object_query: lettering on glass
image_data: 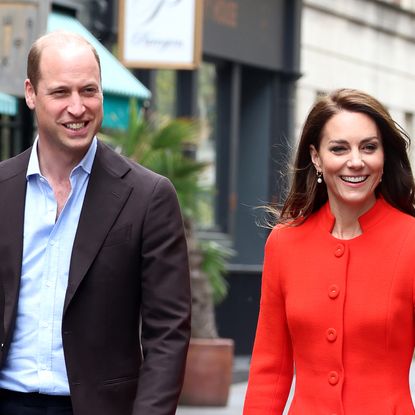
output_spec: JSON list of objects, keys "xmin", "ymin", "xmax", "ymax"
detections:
[{"xmin": 204, "ymin": 0, "xmax": 239, "ymax": 28}]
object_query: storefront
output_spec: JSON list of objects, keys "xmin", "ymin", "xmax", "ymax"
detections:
[
  {"xmin": 152, "ymin": 0, "xmax": 303, "ymax": 354},
  {"xmin": 131, "ymin": 0, "xmax": 302, "ymax": 354}
]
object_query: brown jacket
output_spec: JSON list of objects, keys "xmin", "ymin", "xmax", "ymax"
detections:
[{"xmin": 0, "ymin": 140, "xmax": 191, "ymax": 415}]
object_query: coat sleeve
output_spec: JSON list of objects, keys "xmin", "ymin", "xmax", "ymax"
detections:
[
  {"xmin": 133, "ymin": 176, "xmax": 191, "ymax": 415},
  {"xmin": 243, "ymin": 228, "xmax": 294, "ymax": 415}
]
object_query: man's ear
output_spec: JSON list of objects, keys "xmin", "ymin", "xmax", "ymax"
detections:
[
  {"xmin": 24, "ymin": 79, "xmax": 36, "ymax": 110},
  {"xmin": 309, "ymin": 144, "xmax": 321, "ymax": 170}
]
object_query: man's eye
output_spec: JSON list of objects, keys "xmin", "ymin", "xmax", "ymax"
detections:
[
  {"xmin": 52, "ymin": 90, "xmax": 67, "ymax": 96},
  {"xmin": 83, "ymin": 87, "xmax": 98, "ymax": 95}
]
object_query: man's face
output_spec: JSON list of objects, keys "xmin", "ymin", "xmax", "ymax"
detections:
[{"xmin": 25, "ymin": 42, "xmax": 103, "ymax": 160}]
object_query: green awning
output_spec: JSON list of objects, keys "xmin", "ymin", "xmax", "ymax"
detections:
[
  {"xmin": 47, "ymin": 12, "xmax": 151, "ymax": 129},
  {"xmin": 0, "ymin": 92, "xmax": 17, "ymax": 116}
]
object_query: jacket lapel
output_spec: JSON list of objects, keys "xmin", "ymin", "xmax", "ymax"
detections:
[
  {"xmin": 64, "ymin": 141, "xmax": 133, "ymax": 313},
  {"xmin": 0, "ymin": 149, "xmax": 30, "ymax": 336}
]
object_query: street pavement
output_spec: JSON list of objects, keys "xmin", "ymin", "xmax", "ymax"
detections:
[
  {"xmin": 176, "ymin": 382, "xmax": 247, "ymax": 415},
  {"xmin": 176, "ymin": 358, "xmax": 415, "ymax": 415}
]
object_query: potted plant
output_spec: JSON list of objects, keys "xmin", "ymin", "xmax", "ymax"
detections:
[{"xmin": 104, "ymin": 104, "xmax": 235, "ymax": 406}]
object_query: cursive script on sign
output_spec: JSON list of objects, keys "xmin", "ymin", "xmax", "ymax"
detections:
[
  {"xmin": 130, "ymin": 32, "xmax": 183, "ymax": 50},
  {"xmin": 133, "ymin": 0, "xmax": 183, "ymax": 25}
]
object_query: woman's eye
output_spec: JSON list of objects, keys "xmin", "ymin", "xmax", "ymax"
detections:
[
  {"xmin": 363, "ymin": 143, "xmax": 377, "ymax": 152},
  {"xmin": 330, "ymin": 146, "xmax": 347, "ymax": 154}
]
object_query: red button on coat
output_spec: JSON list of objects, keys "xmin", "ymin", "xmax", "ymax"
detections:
[
  {"xmin": 328, "ymin": 285, "xmax": 340, "ymax": 299},
  {"xmin": 328, "ymin": 371, "xmax": 339, "ymax": 385},
  {"xmin": 334, "ymin": 244, "xmax": 345, "ymax": 257},
  {"xmin": 327, "ymin": 328, "xmax": 337, "ymax": 342}
]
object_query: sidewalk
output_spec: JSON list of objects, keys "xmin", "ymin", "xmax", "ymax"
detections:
[{"xmin": 176, "ymin": 382, "xmax": 247, "ymax": 415}]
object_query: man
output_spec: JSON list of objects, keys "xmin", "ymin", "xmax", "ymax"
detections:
[{"xmin": 0, "ymin": 31, "xmax": 191, "ymax": 415}]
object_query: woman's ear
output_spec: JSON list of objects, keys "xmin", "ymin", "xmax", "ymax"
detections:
[{"xmin": 309, "ymin": 144, "xmax": 321, "ymax": 170}]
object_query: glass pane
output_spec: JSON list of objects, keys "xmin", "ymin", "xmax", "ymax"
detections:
[
  {"xmin": 155, "ymin": 70, "xmax": 176, "ymax": 119},
  {"xmin": 196, "ymin": 62, "xmax": 217, "ymax": 229},
  {"xmin": 0, "ymin": 115, "xmax": 11, "ymax": 160}
]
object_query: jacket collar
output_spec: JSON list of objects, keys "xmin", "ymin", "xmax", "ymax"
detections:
[{"xmin": 63, "ymin": 140, "xmax": 133, "ymax": 312}]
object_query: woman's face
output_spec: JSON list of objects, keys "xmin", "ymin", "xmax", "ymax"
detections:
[{"xmin": 310, "ymin": 110, "xmax": 384, "ymax": 214}]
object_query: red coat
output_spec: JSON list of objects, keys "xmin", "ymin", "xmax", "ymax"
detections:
[{"xmin": 243, "ymin": 198, "xmax": 415, "ymax": 414}]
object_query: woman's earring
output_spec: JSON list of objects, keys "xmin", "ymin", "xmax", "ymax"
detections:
[{"xmin": 317, "ymin": 171, "xmax": 323, "ymax": 184}]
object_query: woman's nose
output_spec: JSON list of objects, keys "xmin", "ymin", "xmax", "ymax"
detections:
[{"xmin": 347, "ymin": 150, "xmax": 364, "ymax": 168}]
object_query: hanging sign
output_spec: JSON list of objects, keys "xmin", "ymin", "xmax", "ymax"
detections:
[{"xmin": 118, "ymin": 0, "xmax": 203, "ymax": 70}]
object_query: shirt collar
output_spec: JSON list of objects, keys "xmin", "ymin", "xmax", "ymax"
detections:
[{"xmin": 26, "ymin": 136, "xmax": 98, "ymax": 179}]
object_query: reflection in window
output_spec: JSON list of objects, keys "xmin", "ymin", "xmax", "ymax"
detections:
[
  {"xmin": 155, "ymin": 70, "xmax": 176, "ymax": 119},
  {"xmin": 0, "ymin": 115, "xmax": 12, "ymax": 160},
  {"xmin": 197, "ymin": 62, "xmax": 217, "ymax": 230}
]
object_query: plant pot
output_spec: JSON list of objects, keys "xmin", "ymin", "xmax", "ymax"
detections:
[{"xmin": 179, "ymin": 337, "xmax": 235, "ymax": 406}]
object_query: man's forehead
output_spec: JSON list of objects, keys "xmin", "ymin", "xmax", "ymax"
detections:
[
  {"xmin": 39, "ymin": 44, "xmax": 99, "ymax": 74},
  {"xmin": 41, "ymin": 41, "xmax": 93, "ymax": 59}
]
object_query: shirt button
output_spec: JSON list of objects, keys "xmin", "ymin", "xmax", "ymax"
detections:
[
  {"xmin": 328, "ymin": 371, "xmax": 339, "ymax": 385},
  {"xmin": 328, "ymin": 285, "xmax": 340, "ymax": 299},
  {"xmin": 334, "ymin": 244, "xmax": 345, "ymax": 257},
  {"xmin": 326, "ymin": 328, "xmax": 337, "ymax": 342}
]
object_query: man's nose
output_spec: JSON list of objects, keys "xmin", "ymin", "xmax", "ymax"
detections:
[{"xmin": 67, "ymin": 94, "xmax": 85, "ymax": 116}]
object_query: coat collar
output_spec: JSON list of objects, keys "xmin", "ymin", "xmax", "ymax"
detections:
[
  {"xmin": 318, "ymin": 197, "xmax": 391, "ymax": 235},
  {"xmin": 63, "ymin": 140, "xmax": 133, "ymax": 312}
]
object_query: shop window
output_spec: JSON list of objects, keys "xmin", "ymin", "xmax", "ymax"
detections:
[
  {"xmin": 153, "ymin": 64, "xmax": 219, "ymax": 231},
  {"xmin": 196, "ymin": 62, "xmax": 217, "ymax": 230},
  {"xmin": 0, "ymin": 115, "xmax": 12, "ymax": 160},
  {"xmin": 155, "ymin": 70, "xmax": 177, "ymax": 119}
]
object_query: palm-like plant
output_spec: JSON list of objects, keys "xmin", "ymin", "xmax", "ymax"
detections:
[{"xmin": 104, "ymin": 103, "xmax": 232, "ymax": 338}]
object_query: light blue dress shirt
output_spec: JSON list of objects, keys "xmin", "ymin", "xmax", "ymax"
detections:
[{"xmin": 0, "ymin": 137, "xmax": 97, "ymax": 395}]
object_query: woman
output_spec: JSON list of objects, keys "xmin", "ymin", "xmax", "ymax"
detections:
[{"xmin": 243, "ymin": 88, "xmax": 415, "ymax": 414}]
